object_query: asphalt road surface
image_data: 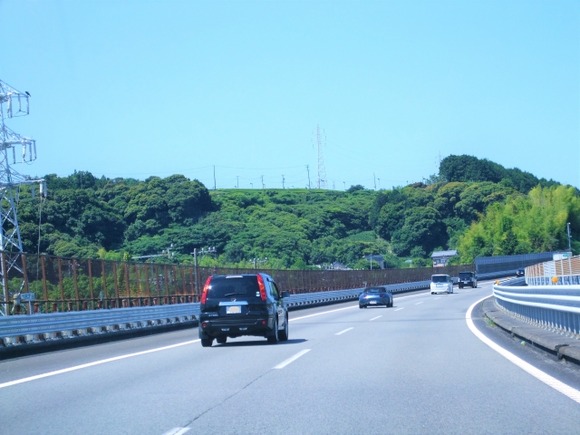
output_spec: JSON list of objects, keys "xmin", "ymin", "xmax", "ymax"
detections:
[{"xmin": 1, "ymin": 281, "xmax": 579, "ymax": 434}]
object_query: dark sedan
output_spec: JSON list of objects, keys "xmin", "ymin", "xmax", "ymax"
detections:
[{"xmin": 359, "ymin": 286, "xmax": 393, "ymax": 308}]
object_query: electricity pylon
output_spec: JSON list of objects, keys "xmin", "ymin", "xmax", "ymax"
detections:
[{"xmin": 0, "ymin": 80, "xmax": 44, "ymax": 315}]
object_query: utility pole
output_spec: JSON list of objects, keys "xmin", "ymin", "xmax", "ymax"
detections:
[
  {"xmin": 567, "ymin": 222, "xmax": 572, "ymax": 252},
  {"xmin": 191, "ymin": 247, "xmax": 216, "ymax": 294},
  {"xmin": 315, "ymin": 124, "xmax": 327, "ymax": 189}
]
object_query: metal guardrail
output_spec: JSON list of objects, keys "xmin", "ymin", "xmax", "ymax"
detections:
[
  {"xmin": 16, "ymin": 274, "xmax": 570, "ymax": 351},
  {"xmin": 284, "ymin": 281, "xmax": 431, "ymax": 309},
  {"xmin": 493, "ymin": 278, "xmax": 580, "ymax": 338},
  {"xmin": 0, "ymin": 304, "xmax": 198, "ymax": 346},
  {"xmin": 13, "ymin": 271, "xmax": 571, "ymax": 352},
  {"xmin": 0, "ymin": 280, "xmax": 432, "ymax": 349}
]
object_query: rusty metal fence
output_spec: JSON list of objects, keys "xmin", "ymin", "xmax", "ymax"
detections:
[{"xmin": 1, "ymin": 252, "xmax": 465, "ymax": 315}]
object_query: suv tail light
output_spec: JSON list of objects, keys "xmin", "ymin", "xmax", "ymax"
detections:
[
  {"xmin": 256, "ymin": 274, "xmax": 267, "ymax": 301},
  {"xmin": 200, "ymin": 276, "xmax": 212, "ymax": 304}
]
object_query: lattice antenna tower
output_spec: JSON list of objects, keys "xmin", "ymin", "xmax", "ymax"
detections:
[
  {"xmin": 0, "ymin": 80, "xmax": 44, "ymax": 314},
  {"xmin": 315, "ymin": 124, "xmax": 327, "ymax": 189}
]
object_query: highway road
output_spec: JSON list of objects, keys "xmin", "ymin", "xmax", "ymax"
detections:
[{"xmin": 1, "ymin": 281, "xmax": 579, "ymax": 434}]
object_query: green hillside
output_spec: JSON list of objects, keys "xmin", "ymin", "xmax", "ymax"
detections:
[{"xmin": 15, "ymin": 155, "xmax": 579, "ymax": 269}]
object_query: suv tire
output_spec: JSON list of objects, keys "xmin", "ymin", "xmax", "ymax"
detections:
[
  {"xmin": 279, "ymin": 315, "xmax": 289, "ymax": 341},
  {"xmin": 267, "ymin": 318, "xmax": 279, "ymax": 344},
  {"xmin": 201, "ymin": 338, "xmax": 213, "ymax": 347}
]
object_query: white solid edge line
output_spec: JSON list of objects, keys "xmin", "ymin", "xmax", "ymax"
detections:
[
  {"xmin": 466, "ymin": 296, "xmax": 580, "ymax": 404},
  {"xmin": 0, "ymin": 340, "xmax": 198, "ymax": 389},
  {"xmin": 274, "ymin": 349, "xmax": 311, "ymax": 369}
]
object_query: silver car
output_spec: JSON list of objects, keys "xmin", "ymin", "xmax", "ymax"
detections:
[
  {"xmin": 430, "ymin": 274, "xmax": 454, "ymax": 294},
  {"xmin": 359, "ymin": 286, "xmax": 394, "ymax": 308}
]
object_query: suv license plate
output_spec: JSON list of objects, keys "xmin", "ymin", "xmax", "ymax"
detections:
[{"xmin": 226, "ymin": 305, "xmax": 241, "ymax": 314}]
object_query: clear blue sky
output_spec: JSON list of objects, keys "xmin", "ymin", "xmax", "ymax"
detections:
[{"xmin": 1, "ymin": 0, "xmax": 579, "ymax": 190}]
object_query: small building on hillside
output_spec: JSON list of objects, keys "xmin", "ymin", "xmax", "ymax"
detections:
[{"xmin": 431, "ymin": 250, "xmax": 458, "ymax": 267}]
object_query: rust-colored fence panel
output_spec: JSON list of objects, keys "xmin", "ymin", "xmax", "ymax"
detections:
[{"xmin": 2, "ymin": 252, "xmax": 465, "ymax": 315}]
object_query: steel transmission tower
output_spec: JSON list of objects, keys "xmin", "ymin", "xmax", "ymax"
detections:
[
  {"xmin": 315, "ymin": 124, "xmax": 327, "ymax": 189},
  {"xmin": 0, "ymin": 80, "xmax": 43, "ymax": 314}
]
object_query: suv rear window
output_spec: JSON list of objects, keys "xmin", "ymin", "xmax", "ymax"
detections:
[
  {"xmin": 207, "ymin": 275, "xmax": 262, "ymax": 301},
  {"xmin": 431, "ymin": 275, "xmax": 449, "ymax": 283}
]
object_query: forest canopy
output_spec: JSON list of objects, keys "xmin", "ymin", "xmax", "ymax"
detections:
[{"xmin": 15, "ymin": 155, "xmax": 578, "ymax": 269}]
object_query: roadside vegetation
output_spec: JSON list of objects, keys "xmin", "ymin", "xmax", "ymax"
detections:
[{"xmin": 16, "ymin": 155, "xmax": 579, "ymax": 270}]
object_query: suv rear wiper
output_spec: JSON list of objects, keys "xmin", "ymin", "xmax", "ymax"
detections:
[{"xmin": 223, "ymin": 292, "xmax": 248, "ymax": 297}]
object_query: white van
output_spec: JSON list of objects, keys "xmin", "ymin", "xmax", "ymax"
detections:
[{"xmin": 430, "ymin": 274, "xmax": 454, "ymax": 294}]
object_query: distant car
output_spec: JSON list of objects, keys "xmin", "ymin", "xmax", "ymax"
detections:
[
  {"xmin": 458, "ymin": 271, "xmax": 477, "ymax": 288},
  {"xmin": 430, "ymin": 274, "xmax": 454, "ymax": 294},
  {"xmin": 516, "ymin": 268, "xmax": 525, "ymax": 277},
  {"xmin": 198, "ymin": 273, "xmax": 289, "ymax": 347},
  {"xmin": 359, "ymin": 286, "xmax": 393, "ymax": 308}
]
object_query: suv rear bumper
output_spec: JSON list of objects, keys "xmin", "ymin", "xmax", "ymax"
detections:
[{"xmin": 199, "ymin": 317, "xmax": 273, "ymax": 338}]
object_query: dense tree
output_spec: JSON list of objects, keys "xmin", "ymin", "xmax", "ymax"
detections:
[
  {"xmin": 8, "ymin": 158, "xmax": 577, "ymax": 270},
  {"xmin": 454, "ymin": 182, "xmax": 516, "ymax": 222},
  {"xmin": 438, "ymin": 154, "xmax": 561, "ymax": 195},
  {"xmin": 457, "ymin": 185, "xmax": 580, "ymax": 263},
  {"xmin": 440, "ymin": 155, "xmax": 506, "ymax": 184},
  {"xmin": 391, "ymin": 206, "xmax": 446, "ymax": 257},
  {"xmin": 433, "ymin": 182, "xmax": 466, "ymax": 217},
  {"xmin": 373, "ymin": 189, "xmax": 407, "ymax": 240}
]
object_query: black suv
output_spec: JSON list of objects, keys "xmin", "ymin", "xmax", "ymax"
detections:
[
  {"xmin": 198, "ymin": 273, "xmax": 289, "ymax": 347},
  {"xmin": 458, "ymin": 271, "xmax": 477, "ymax": 288}
]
